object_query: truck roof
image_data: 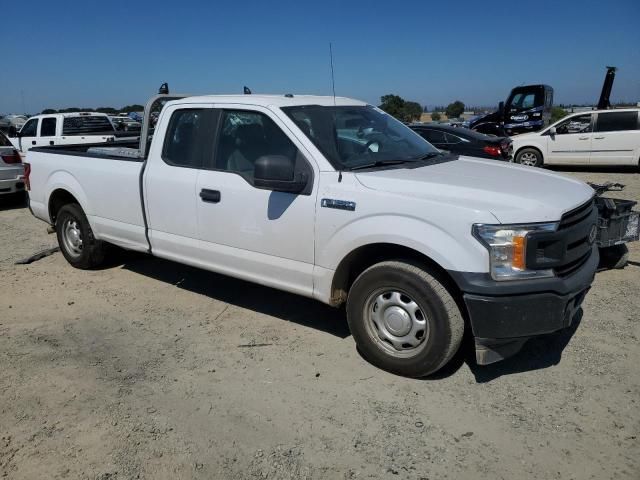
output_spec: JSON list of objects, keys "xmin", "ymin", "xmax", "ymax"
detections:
[{"xmin": 167, "ymin": 94, "xmax": 368, "ymax": 108}]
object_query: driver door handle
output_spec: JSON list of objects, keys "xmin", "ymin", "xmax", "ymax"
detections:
[
  {"xmin": 199, "ymin": 189, "xmax": 221, "ymax": 203},
  {"xmin": 578, "ymin": 137, "xmax": 589, "ymax": 140},
  {"xmin": 31, "ymin": 140, "xmax": 36, "ymax": 145}
]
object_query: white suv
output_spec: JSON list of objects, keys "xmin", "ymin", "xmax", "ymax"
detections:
[{"xmin": 512, "ymin": 109, "xmax": 640, "ymax": 167}]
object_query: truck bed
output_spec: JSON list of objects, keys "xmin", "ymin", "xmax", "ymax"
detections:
[
  {"xmin": 30, "ymin": 139, "xmax": 143, "ymax": 161},
  {"xmin": 27, "ymin": 142, "xmax": 148, "ymax": 251}
]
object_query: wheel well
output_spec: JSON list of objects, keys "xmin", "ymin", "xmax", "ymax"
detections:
[
  {"xmin": 329, "ymin": 243, "xmax": 462, "ymax": 307},
  {"xmin": 515, "ymin": 145, "xmax": 543, "ymax": 163},
  {"xmin": 48, "ymin": 189, "xmax": 79, "ymax": 224}
]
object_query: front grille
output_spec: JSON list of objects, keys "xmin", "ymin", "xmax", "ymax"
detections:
[
  {"xmin": 554, "ymin": 199, "xmax": 596, "ymax": 277},
  {"xmin": 526, "ymin": 198, "xmax": 597, "ymax": 277}
]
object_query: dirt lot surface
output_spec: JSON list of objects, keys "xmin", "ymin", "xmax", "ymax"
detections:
[{"xmin": 1, "ymin": 167, "xmax": 639, "ymax": 480}]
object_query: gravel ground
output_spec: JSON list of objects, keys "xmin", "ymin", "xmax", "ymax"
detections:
[{"xmin": 1, "ymin": 167, "xmax": 638, "ymax": 480}]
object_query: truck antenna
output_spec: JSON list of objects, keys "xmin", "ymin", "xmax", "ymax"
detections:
[{"xmin": 329, "ymin": 42, "xmax": 336, "ymax": 106}]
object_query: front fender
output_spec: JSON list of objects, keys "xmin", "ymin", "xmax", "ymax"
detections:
[{"xmin": 316, "ymin": 213, "xmax": 489, "ymax": 273}]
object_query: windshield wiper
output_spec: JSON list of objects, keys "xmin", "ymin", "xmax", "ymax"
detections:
[
  {"xmin": 413, "ymin": 152, "xmax": 442, "ymax": 161},
  {"xmin": 348, "ymin": 159, "xmax": 417, "ymax": 171}
]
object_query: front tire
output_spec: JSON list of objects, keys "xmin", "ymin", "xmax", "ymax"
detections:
[
  {"xmin": 516, "ymin": 148, "xmax": 543, "ymax": 167},
  {"xmin": 346, "ymin": 261, "xmax": 464, "ymax": 378},
  {"xmin": 55, "ymin": 203, "xmax": 106, "ymax": 269}
]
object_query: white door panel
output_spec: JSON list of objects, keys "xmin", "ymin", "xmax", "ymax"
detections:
[
  {"xmin": 196, "ymin": 171, "xmax": 316, "ymax": 295},
  {"xmin": 590, "ymin": 131, "xmax": 638, "ymax": 165},
  {"xmin": 546, "ymin": 113, "xmax": 594, "ymax": 165}
]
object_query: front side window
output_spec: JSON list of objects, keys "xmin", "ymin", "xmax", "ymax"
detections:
[
  {"xmin": 40, "ymin": 117, "xmax": 57, "ymax": 137},
  {"xmin": 283, "ymin": 105, "xmax": 440, "ymax": 170},
  {"xmin": 595, "ymin": 112, "xmax": 638, "ymax": 132},
  {"xmin": 162, "ymin": 109, "xmax": 213, "ymax": 168},
  {"xmin": 21, "ymin": 118, "xmax": 38, "ymax": 137},
  {"xmin": 555, "ymin": 114, "xmax": 592, "ymax": 135},
  {"xmin": 215, "ymin": 110, "xmax": 300, "ymax": 181}
]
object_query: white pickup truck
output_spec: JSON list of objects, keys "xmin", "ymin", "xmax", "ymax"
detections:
[
  {"xmin": 25, "ymin": 93, "xmax": 599, "ymax": 377},
  {"xmin": 7, "ymin": 112, "xmax": 132, "ymax": 154}
]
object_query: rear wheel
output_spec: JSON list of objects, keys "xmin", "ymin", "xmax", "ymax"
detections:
[
  {"xmin": 516, "ymin": 148, "xmax": 543, "ymax": 167},
  {"xmin": 55, "ymin": 203, "xmax": 106, "ymax": 269},
  {"xmin": 346, "ymin": 261, "xmax": 464, "ymax": 378}
]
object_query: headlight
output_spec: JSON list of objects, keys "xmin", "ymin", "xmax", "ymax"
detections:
[{"xmin": 472, "ymin": 223, "xmax": 558, "ymax": 281}]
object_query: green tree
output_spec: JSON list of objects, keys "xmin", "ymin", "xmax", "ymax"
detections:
[
  {"xmin": 403, "ymin": 101, "xmax": 423, "ymax": 122},
  {"xmin": 431, "ymin": 111, "xmax": 441, "ymax": 122},
  {"xmin": 379, "ymin": 94, "xmax": 406, "ymax": 119},
  {"xmin": 445, "ymin": 100, "xmax": 465, "ymax": 119},
  {"xmin": 120, "ymin": 104, "xmax": 145, "ymax": 112},
  {"xmin": 550, "ymin": 106, "xmax": 568, "ymax": 123}
]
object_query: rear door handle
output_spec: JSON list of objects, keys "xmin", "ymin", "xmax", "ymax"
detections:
[
  {"xmin": 199, "ymin": 189, "xmax": 221, "ymax": 203},
  {"xmin": 578, "ymin": 137, "xmax": 589, "ymax": 140},
  {"xmin": 49, "ymin": 140, "xmax": 54, "ymax": 145},
  {"xmin": 594, "ymin": 136, "xmax": 605, "ymax": 139},
  {"xmin": 31, "ymin": 140, "xmax": 36, "ymax": 145}
]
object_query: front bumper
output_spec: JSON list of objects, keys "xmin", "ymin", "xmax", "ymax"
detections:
[{"xmin": 449, "ymin": 245, "xmax": 598, "ymax": 365}]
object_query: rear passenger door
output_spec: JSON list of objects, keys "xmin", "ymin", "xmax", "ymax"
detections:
[
  {"xmin": 590, "ymin": 111, "xmax": 639, "ymax": 166},
  {"xmin": 38, "ymin": 117, "xmax": 58, "ymax": 147},
  {"xmin": 144, "ymin": 105, "xmax": 217, "ymax": 260},
  {"xmin": 195, "ymin": 106, "xmax": 317, "ymax": 296}
]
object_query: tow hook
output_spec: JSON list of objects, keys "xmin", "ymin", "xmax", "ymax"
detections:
[{"xmin": 47, "ymin": 226, "xmax": 56, "ymax": 234}]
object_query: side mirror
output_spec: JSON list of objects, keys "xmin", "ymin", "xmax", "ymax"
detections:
[
  {"xmin": 254, "ymin": 155, "xmax": 307, "ymax": 194},
  {"xmin": 498, "ymin": 101, "xmax": 505, "ymax": 115},
  {"xmin": 8, "ymin": 126, "xmax": 18, "ymax": 137},
  {"xmin": 548, "ymin": 126, "xmax": 556, "ymax": 136}
]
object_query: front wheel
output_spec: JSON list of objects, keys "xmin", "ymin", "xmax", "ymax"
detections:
[
  {"xmin": 346, "ymin": 261, "xmax": 464, "ymax": 378},
  {"xmin": 515, "ymin": 148, "xmax": 543, "ymax": 167},
  {"xmin": 55, "ymin": 203, "xmax": 106, "ymax": 269}
]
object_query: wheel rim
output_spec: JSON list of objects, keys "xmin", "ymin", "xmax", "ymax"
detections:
[
  {"xmin": 519, "ymin": 152, "xmax": 538, "ymax": 166},
  {"xmin": 61, "ymin": 218, "xmax": 83, "ymax": 257},
  {"xmin": 364, "ymin": 290, "xmax": 429, "ymax": 358}
]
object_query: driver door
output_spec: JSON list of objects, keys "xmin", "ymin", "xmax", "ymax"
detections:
[
  {"xmin": 195, "ymin": 105, "xmax": 318, "ymax": 296},
  {"xmin": 17, "ymin": 118, "xmax": 39, "ymax": 152},
  {"xmin": 546, "ymin": 113, "xmax": 593, "ymax": 165}
]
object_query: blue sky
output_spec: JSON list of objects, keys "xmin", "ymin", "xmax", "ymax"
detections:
[{"xmin": 2, "ymin": 0, "xmax": 639, "ymax": 113}]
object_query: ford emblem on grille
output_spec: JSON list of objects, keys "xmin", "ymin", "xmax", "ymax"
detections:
[{"xmin": 588, "ymin": 224, "xmax": 598, "ymax": 245}]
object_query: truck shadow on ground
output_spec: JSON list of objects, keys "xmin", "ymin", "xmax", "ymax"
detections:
[
  {"xmin": 448, "ymin": 310, "xmax": 584, "ymax": 383},
  {"xmin": 116, "ymin": 251, "xmax": 582, "ymax": 381},
  {"xmin": 0, "ymin": 193, "xmax": 27, "ymax": 211},
  {"xmin": 119, "ymin": 253, "xmax": 351, "ymax": 339}
]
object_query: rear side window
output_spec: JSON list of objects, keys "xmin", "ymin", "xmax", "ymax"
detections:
[
  {"xmin": 40, "ymin": 117, "xmax": 57, "ymax": 137},
  {"xmin": 445, "ymin": 133, "xmax": 462, "ymax": 144},
  {"xmin": 418, "ymin": 129, "xmax": 446, "ymax": 144},
  {"xmin": 21, "ymin": 118, "xmax": 38, "ymax": 137},
  {"xmin": 62, "ymin": 116, "xmax": 115, "ymax": 135},
  {"xmin": 595, "ymin": 112, "xmax": 638, "ymax": 132},
  {"xmin": 162, "ymin": 109, "xmax": 217, "ymax": 168}
]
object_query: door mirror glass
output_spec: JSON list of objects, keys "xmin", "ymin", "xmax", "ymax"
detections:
[{"xmin": 254, "ymin": 155, "xmax": 307, "ymax": 194}]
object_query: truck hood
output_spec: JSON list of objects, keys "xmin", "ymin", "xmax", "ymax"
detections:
[{"xmin": 354, "ymin": 156, "xmax": 594, "ymax": 224}]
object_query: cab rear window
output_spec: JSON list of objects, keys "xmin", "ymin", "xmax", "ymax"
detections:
[{"xmin": 62, "ymin": 116, "xmax": 115, "ymax": 135}]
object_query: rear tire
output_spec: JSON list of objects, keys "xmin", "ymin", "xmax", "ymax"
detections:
[
  {"xmin": 516, "ymin": 148, "xmax": 543, "ymax": 167},
  {"xmin": 55, "ymin": 203, "xmax": 106, "ymax": 269},
  {"xmin": 346, "ymin": 261, "xmax": 464, "ymax": 378}
]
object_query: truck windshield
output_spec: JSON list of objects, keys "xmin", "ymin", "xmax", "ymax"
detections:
[{"xmin": 282, "ymin": 105, "xmax": 441, "ymax": 170}]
